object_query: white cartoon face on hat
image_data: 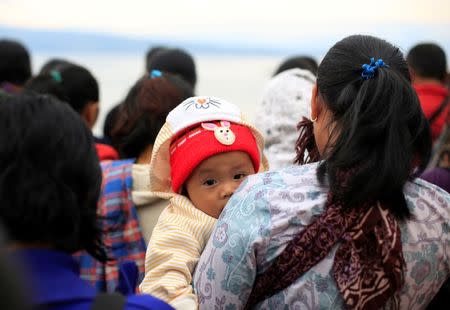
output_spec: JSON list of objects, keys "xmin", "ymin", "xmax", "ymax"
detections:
[
  {"xmin": 183, "ymin": 97, "xmax": 222, "ymax": 110},
  {"xmin": 167, "ymin": 96, "xmax": 242, "ymax": 135},
  {"xmin": 202, "ymin": 121, "xmax": 235, "ymax": 145}
]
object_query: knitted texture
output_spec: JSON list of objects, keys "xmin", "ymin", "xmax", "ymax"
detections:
[
  {"xmin": 170, "ymin": 122, "xmax": 260, "ymax": 193},
  {"xmin": 254, "ymin": 68, "xmax": 315, "ymax": 170},
  {"xmin": 149, "ymin": 96, "xmax": 269, "ymax": 196}
]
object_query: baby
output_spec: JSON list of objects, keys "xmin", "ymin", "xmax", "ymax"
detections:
[{"xmin": 139, "ymin": 96, "xmax": 267, "ymax": 309}]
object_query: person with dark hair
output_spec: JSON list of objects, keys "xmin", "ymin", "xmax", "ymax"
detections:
[
  {"xmin": 407, "ymin": 43, "xmax": 449, "ymax": 142},
  {"xmin": 147, "ymin": 48, "xmax": 197, "ymax": 89},
  {"xmin": 39, "ymin": 58, "xmax": 73, "ymax": 75},
  {"xmin": 76, "ymin": 71, "xmax": 193, "ymax": 293},
  {"xmin": 0, "ymin": 93, "xmax": 171, "ymax": 310},
  {"xmin": 112, "ymin": 71, "xmax": 194, "ymax": 161},
  {"xmin": 24, "ymin": 70, "xmax": 69, "ymax": 102},
  {"xmin": 0, "ymin": 226, "xmax": 32, "ymax": 310},
  {"xmin": 102, "ymin": 103, "xmax": 122, "ymax": 145},
  {"xmin": 145, "ymin": 46, "xmax": 168, "ymax": 72},
  {"xmin": 44, "ymin": 63, "xmax": 119, "ymax": 161},
  {"xmin": 274, "ymin": 55, "xmax": 319, "ymax": 76},
  {"xmin": 194, "ymin": 35, "xmax": 450, "ymax": 309},
  {"xmin": 0, "ymin": 39, "xmax": 31, "ymax": 94},
  {"xmin": 59, "ymin": 64, "xmax": 100, "ymax": 124}
]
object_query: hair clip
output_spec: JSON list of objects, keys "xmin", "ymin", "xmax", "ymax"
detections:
[
  {"xmin": 50, "ymin": 70, "xmax": 62, "ymax": 83},
  {"xmin": 150, "ymin": 70, "xmax": 162, "ymax": 79},
  {"xmin": 361, "ymin": 58, "xmax": 388, "ymax": 80}
]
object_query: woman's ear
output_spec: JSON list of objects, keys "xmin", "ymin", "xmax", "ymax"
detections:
[
  {"xmin": 81, "ymin": 101, "xmax": 99, "ymax": 130},
  {"xmin": 311, "ymin": 84, "xmax": 319, "ymax": 120}
]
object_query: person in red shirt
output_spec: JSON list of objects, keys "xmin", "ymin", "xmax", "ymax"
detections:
[{"xmin": 407, "ymin": 43, "xmax": 449, "ymax": 142}]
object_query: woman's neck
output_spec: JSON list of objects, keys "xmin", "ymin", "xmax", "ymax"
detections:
[
  {"xmin": 412, "ymin": 76, "xmax": 444, "ymax": 86},
  {"xmin": 136, "ymin": 145, "xmax": 153, "ymax": 164}
]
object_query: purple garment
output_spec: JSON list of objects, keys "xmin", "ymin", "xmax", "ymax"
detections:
[{"xmin": 421, "ymin": 168, "xmax": 450, "ymax": 193}]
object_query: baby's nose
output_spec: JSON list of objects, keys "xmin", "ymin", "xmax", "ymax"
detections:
[{"xmin": 221, "ymin": 182, "xmax": 238, "ymax": 199}]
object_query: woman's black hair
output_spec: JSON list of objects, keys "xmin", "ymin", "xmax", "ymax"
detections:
[
  {"xmin": 103, "ymin": 103, "xmax": 122, "ymax": 144},
  {"xmin": 147, "ymin": 48, "xmax": 197, "ymax": 89},
  {"xmin": 0, "ymin": 39, "xmax": 31, "ymax": 85},
  {"xmin": 59, "ymin": 64, "xmax": 99, "ymax": 113},
  {"xmin": 274, "ymin": 56, "xmax": 319, "ymax": 76},
  {"xmin": 39, "ymin": 58, "xmax": 73, "ymax": 75},
  {"xmin": 23, "ymin": 73, "xmax": 69, "ymax": 103},
  {"xmin": 407, "ymin": 43, "xmax": 447, "ymax": 82},
  {"xmin": 112, "ymin": 73, "xmax": 194, "ymax": 159},
  {"xmin": 316, "ymin": 35, "xmax": 431, "ymax": 219},
  {"xmin": 145, "ymin": 46, "xmax": 168, "ymax": 71},
  {"xmin": 0, "ymin": 93, "xmax": 106, "ymax": 261}
]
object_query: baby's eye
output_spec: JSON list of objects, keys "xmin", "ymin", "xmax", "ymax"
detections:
[
  {"xmin": 203, "ymin": 179, "xmax": 217, "ymax": 186},
  {"xmin": 234, "ymin": 173, "xmax": 247, "ymax": 180}
]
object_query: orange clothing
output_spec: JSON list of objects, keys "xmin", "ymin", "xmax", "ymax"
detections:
[{"xmin": 413, "ymin": 83, "xmax": 449, "ymax": 142}]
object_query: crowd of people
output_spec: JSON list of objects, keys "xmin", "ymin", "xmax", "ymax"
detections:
[{"xmin": 0, "ymin": 34, "xmax": 449, "ymax": 310}]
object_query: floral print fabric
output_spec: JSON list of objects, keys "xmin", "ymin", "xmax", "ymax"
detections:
[{"xmin": 193, "ymin": 163, "xmax": 450, "ymax": 309}]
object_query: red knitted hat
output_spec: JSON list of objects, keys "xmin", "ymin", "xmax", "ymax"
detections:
[{"xmin": 170, "ymin": 120, "xmax": 260, "ymax": 193}]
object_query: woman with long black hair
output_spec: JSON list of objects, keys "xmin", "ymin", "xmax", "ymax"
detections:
[{"xmin": 194, "ymin": 35, "xmax": 450, "ymax": 309}]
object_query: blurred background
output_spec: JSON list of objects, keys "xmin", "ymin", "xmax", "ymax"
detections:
[{"xmin": 1, "ymin": 0, "xmax": 449, "ymax": 136}]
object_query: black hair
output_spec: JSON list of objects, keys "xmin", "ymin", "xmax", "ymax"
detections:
[
  {"xmin": 147, "ymin": 48, "xmax": 197, "ymax": 88},
  {"xmin": 103, "ymin": 103, "xmax": 122, "ymax": 143},
  {"xmin": 274, "ymin": 56, "xmax": 319, "ymax": 76},
  {"xmin": 39, "ymin": 58, "xmax": 73, "ymax": 75},
  {"xmin": 316, "ymin": 35, "xmax": 431, "ymax": 219},
  {"xmin": 0, "ymin": 93, "xmax": 106, "ymax": 261},
  {"xmin": 0, "ymin": 39, "xmax": 31, "ymax": 85},
  {"xmin": 145, "ymin": 46, "xmax": 168, "ymax": 71},
  {"xmin": 23, "ymin": 73, "xmax": 69, "ymax": 103},
  {"xmin": 407, "ymin": 43, "xmax": 447, "ymax": 82},
  {"xmin": 0, "ymin": 226, "xmax": 33, "ymax": 310},
  {"xmin": 59, "ymin": 64, "xmax": 99, "ymax": 113},
  {"xmin": 112, "ymin": 73, "xmax": 193, "ymax": 159}
]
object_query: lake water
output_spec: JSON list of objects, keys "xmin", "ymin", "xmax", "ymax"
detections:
[{"xmin": 33, "ymin": 53, "xmax": 283, "ymax": 136}]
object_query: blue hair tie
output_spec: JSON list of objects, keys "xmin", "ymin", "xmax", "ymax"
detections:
[
  {"xmin": 361, "ymin": 58, "xmax": 388, "ymax": 80},
  {"xmin": 50, "ymin": 70, "xmax": 62, "ymax": 83},
  {"xmin": 150, "ymin": 70, "xmax": 162, "ymax": 79}
]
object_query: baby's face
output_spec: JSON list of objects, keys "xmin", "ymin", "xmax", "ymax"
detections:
[{"xmin": 185, "ymin": 151, "xmax": 255, "ymax": 219}]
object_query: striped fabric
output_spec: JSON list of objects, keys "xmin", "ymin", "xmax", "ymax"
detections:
[
  {"xmin": 140, "ymin": 97, "xmax": 268, "ymax": 308},
  {"xmin": 139, "ymin": 194, "xmax": 216, "ymax": 306},
  {"xmin": 76, "ymin": 159, "xmax": 147, "ymax": 293}
]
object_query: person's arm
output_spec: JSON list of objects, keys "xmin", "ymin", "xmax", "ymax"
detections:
[
  {"xmin": 193, "ymin": 178, "xmax": 268, "ymax": 309},
  {"xmin": 140, "ymin": 203, "xmax": 216, "ymax": 310}
]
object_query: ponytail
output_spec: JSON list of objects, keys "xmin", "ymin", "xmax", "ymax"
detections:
[{"xmin": 315, "ymin": 35, "xmax": 431, "ymax": 218}]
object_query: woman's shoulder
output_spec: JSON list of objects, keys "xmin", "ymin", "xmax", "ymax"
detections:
[
  {"xmin": 404, "ymin": 177, "xmax": 450, "ymax": 212},
  {"xmin": 235, "ymin": 163, "xmax": 327, "ymax": 210},
  {"xmin": 241, "ymin": 162, "xmax": 323, "ymax": 192},
  {"xmin": 220, "ymin": 163, "xmax": 328, "ymax": 234}
]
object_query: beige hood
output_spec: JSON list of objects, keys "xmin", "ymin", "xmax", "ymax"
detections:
[{"xmin": 149, "ymin": 96, "xmax": 269, "ymax": 199}]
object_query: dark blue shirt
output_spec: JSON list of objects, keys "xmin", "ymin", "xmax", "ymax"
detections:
[{"xmin": 12, "ymin": 249, "xmax": 173, "ymax": 310}]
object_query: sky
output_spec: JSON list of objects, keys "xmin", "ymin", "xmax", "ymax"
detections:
[{"xmin": 1, "ymin": 0, "xmax": 450, "ymax": 41}]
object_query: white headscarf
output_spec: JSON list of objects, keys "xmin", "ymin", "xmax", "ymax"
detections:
[{"xmin": 254, "ymin": 68, "xmax": 316, "ymax": 170}]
